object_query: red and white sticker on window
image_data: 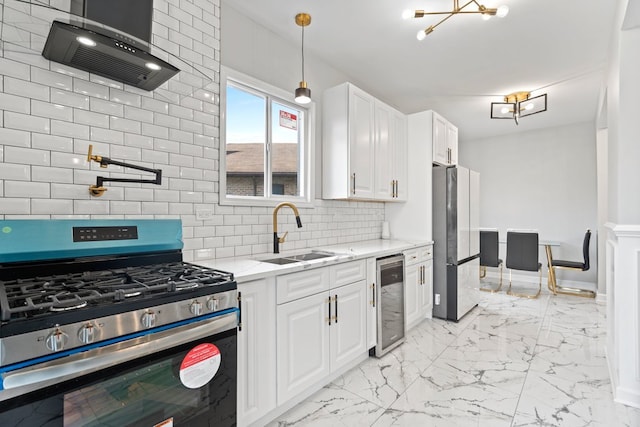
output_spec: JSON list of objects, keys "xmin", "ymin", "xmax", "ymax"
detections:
[
  {"xmin": 279, "ymin": 110, "xmax": 298, "ymax": 130},
  {"xmin": 179, "ymin": 343, "xmax": 221, "ymax": 389}
]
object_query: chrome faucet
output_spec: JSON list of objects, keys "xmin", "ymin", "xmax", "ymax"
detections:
[{"xmin": 273, "ymin": 202, "xmax": 303, "ymax": 253}]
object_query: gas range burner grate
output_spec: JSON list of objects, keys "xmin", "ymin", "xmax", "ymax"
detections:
[{"xmin": 0, "ymin": 262, "xmax": 233, "ymax": 321}]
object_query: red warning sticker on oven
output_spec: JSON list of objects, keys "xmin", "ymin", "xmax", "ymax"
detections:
[{"xmin": 179, "ymin": 343, "xmax": 221, "ymax": 389}]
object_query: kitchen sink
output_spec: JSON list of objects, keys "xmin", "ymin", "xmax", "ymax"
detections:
[{"xmin": 259, "ymin": 251, "xmax": 335, "ymax": 265}]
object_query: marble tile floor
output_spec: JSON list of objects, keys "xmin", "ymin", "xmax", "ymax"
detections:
[{"xmin": 267, "ymin": 291, "xmax": 640, "ymax": 427}]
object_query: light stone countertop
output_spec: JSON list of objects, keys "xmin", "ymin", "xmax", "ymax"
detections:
[{"xmin": 195, "ymin": 239, "xmax": 433, "ymax": 283}]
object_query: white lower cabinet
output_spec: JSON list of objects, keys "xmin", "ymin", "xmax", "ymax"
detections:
[
  {"xmin": 404, "ymin": 245, "xmax": 434, "ymax": 330},
  {"xmin": 237, "ymin": 277, "xmax": 277, "ymax": 427},
  {"xmin": 276, "ymin": 261, "xmax": 368, "ymax": 406}
]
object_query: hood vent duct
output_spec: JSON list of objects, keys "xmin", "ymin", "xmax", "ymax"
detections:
[{"xmin": 42, "ymin": 20, "xmax": 180, "ymax": 91}]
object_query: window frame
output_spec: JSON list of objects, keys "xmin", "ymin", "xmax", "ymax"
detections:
[{"xmin": 220, "ymin": 66, "xmax": 315, "ymax": 207}]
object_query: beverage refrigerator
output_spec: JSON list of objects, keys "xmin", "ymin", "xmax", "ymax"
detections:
[{"xmin": 432, "ymin": 165, "xmax": 480, "ymax": 321}]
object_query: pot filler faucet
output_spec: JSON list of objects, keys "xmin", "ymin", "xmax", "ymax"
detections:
[{"xmin": 272, "ymin": 202, "xmax": 303, "ymax": 253}]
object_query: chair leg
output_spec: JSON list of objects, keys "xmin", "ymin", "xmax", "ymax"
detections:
[
  {"xmin": 506, "ymin": 267, "xmax": 541, "ymax": 299},
  {"xmin": 545, "ymin": 245, "xmax": 557, "ymax": 295},
  {"xmin": 479, "ymin": 265, "xmax": 487, "ymax": 279},
  {"xmin": 480, "ymin": 264, "xmax": 503, "ymax": 293},
  {"xmin": 549, "ymin": 266, "xmax": 596, "ymax": 298}
]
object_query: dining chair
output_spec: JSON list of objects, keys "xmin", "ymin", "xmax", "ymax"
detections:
[
  {"xmin": 506, "ymin": 230, "xmax": 542, "ymax": 299},
  {"xmin": 479, "ymin": 230, "xmax": 503, "ymax": 292},
  {"xmin": 546, "ymin": 229, "xmax": 595, "ymax": 298}
]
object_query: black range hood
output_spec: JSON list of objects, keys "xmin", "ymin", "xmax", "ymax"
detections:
[{"xmin": 42, "ymin": 20, "xmax": 179, "ymax": 91}]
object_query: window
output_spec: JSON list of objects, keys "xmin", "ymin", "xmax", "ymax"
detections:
[{"xmin": 220, "ymin": 67, "xmax": 314, "ymax": 206}]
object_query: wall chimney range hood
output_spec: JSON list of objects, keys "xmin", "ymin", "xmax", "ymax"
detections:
[{"xmin": 42, "ymin": 20, "xmax": 180, "ymax": 91}]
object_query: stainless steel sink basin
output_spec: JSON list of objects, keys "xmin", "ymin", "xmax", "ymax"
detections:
[
  {"xmin": 260, "ymin": 257, "xmax": 300, "ymax": 265},
  {"xmin": 259, "ymin": 251, "xmax": 335, "ymax": 264},
  {"xmin": 288, "ymin": 252, "xmax": 334, "ymax": 261}
]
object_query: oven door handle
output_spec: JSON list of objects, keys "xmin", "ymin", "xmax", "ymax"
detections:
[{"xmin": 1, "ymin": 312, "xmax": 237, "ymax": 393}]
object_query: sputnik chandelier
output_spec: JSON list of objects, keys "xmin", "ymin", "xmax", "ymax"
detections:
[{"xmin": 403, "ymin": 0, "xmax": 509, "ymax": 40}]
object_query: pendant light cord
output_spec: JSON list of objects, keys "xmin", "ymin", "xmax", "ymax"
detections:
[{"xmin": 301, "ymin": 24, "xmax": 305, "ymax": 82}]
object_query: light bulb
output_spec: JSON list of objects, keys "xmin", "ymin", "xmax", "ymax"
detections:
[
  {"xmin": 501, "ymin": 107, "xmax": 510, "ymax": 115},
  {"xmin": 76, "ymin": 36, "xmax": 96, "ymax": 47},
  {"xmin": 416, "ymin": 29, "xmax": 427, "ymax": 41},
  {"xmin": 145, "ymin": 62, "xmax": 161, "ymax": 71},
  {"xmin": 482, "ymin": 14, "xmax": 492, "ymax": 21},
  {"xmin": 497, "ymin": 5, "xmax": 509, "ymax": 18},
  {"xmin": 524, "ymin": 103, "xmax": 534, "ymax": 111},
  {"xmin": 402, "ymin": 9, "xmax": 414, "ymax": 20}
]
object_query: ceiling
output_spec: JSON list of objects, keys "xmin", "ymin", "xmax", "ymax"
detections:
[{"xmin": 224, "ymin": 0, "xmax": 619, "ymax": 141}]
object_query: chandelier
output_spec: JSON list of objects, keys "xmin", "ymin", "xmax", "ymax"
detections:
[
  {"xmin": 403, "ymin": 0, "xmax": 509, "ymax": 40},
  {"xmin": 490, "ymin": 92, "xmax": 548, "ymax": 125}
]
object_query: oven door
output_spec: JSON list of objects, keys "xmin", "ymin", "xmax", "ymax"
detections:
[{"xmin": 0, "ymin": 311, "xmax": 237, "ymax": 427}]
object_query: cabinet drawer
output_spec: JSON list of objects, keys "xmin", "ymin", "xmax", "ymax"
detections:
[
  {"xmin": 405, "ymin": 246, "xmax": 432, "ymax": 265},
  {"xmin": 330, "ymin": 260, "xmax": 366, "ymax": 289},
  {"xmin": 277, "ymin": 268, "xmax": 330, "ymax": 304}
]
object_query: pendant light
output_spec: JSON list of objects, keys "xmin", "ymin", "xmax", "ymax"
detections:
[{"xmin": 294, "ymin": 13, "xmax": 311, "ymax": 104}]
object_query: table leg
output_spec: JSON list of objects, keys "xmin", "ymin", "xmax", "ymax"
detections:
[{"xmin": 545, "ymin": 244, "xmax": 557, "ymax": 295}]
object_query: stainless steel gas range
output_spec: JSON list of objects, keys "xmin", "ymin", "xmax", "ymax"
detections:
[{"xmin": 0, "ymin": 219, "xmax": 238, "ymax": 426}]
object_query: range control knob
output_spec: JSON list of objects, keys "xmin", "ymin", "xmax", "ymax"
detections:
[
  {"xmin": 78, "ymin": 323, "xmax": 96, "ymax": 344},
  {"xmin": 190, "ymin": 300, "xmax": 203, "ymax": 316},
  {"xmin": 45, "ymin": 327, "xmax": 68, "ymax": 352},
  {"xmin": 141, "ymin": 311, "xmax": 157, "ymax": 329},
  {"xmin": 206, "ymin": 298, "xmax": 219, "ymax": 312}
]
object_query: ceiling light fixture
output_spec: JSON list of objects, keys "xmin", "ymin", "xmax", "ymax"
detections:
[
  {"xmin": 490, "ymin": 91, "xmax": 547, "ymax": 125},
  {"xmin": 403, "ymin": 0, "xmax": 509, "ymax": 40},
  {"xmin": 294, "ymin": 13, "xmax": 312, "ymax": 104}
]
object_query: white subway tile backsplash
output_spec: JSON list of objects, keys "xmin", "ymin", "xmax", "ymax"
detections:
[
  {"xmin": 0, "ymin": 128, "xmax": 30, "ymax": 147},
  {"xmin": 31, "ymin": 199, "xmax": 74, "ymax": 215},
  {"xmin": 169, "ymin": 29, "xmax": 194, "ymax": 49},
  {"xmin": 51, "ymin": 183, "xmax": 90, "ymax": 199},
  {"xmin": 5, "ymin": 180, "xmax": 50, "ymax": 198},
  {"xmin": 160, "ymin": 164, "xmax": 180, "ymax": 178},
  {"xmin": 168, "ymin": 153, "xmax": 194, "ymax": 168},
  {"xmin": 179, "ymin": 167, "xmax": 203, "ymax": 180},
  {"xmin": 51, "ymin": 89, "xmax": 90, "ymax": 110},
  {"xmin": 74, "ymin": 79, "xmax": 109, "ymax": 100},
  {"xmin": 125, "ymin": 134, "xmax": 154, "ymax": 150},
  {"xmin": 0, "ymin": 58, "xmax": 30, "ymax": 79},
  {"xmin": 154, "ymin": 138, "xmax": 180, "ymax": 153},
  {"xmin": 124, "ymin": 106, "xmax": 154, "ymax": 123},
  {"xmin": 89, "ymin": 75, "xmax": 124, "ymax": 91},
  {"xmin": 169, "ymin": 178, "xmax": 194, "ymax": 191},
  {"xmin": 0, "ymin": 198, "xmax": 30, "ymax": 214},
  {"xmin": 169, "ymin": 203, "xmax": 193, "ymax": 215},
  {"xmin": 0, "ymin": 164, "xmax": 30, "ymax": 181},
  {"xmin": 180, "ymin": 118, "xmax": 204, "ymax": 134},
  {"xmin": 31, "ymin": 68, "xmax": 73, "ymax": 91},
  {"xmin": 50, "ymin": 63, "xmax": 89, "ymax": 80},
  {"xmin": 195, "ymin": 134, "xmax": 216, "ymax": 147},
  {"xmin": 169, "ymin": 128, "xmax": 193, "ymax": 144},
  {"xmin": 91, "ymin": 99, "xmax": 124, "ymax": 116},
  {"xmin": 154, "ymin": 189, "xmax": 181, "ymax": 202},
  {"xmin": 32, "ymin": 166, "xmax": 73, "ymax": 183},
  {"xmin": 110, "ymin": 89, "xmax": 142, "ymax": 107},
  {"xmin": 4, "ymin": 77, "xmax": 49, "ymax": 102},
  {"xmin": 142, "ymin": 123, "xmax": 169, "ymax": 139},
  {"xmin": 141, "ymin": 97, "xmax": 169, "ymax": 114},
  {"xmin": 180, "ymin": 191, "xmax": 203, "ymax": 203},
  {"xmin": 110, "ymin": 116, "xmax": 141, "ymax": 134},
  {"xmin": 193, "ymin": 157, "xmax": 215, "ymax": 170},
  {"xmin": 74, "ymin": 109, "xmax": 109, "ymax": 128},
  {"xmin": 50, "ymin": 120, "xmax": 89, "ymax": 139},
  {"xmin": 74, "ymin": 200, "xmax": 109, "ymax": 215},
  {"xmin": 5, "ymin": 146, "xmax": 50, "ymax": 166},
  {"xmin": 32, "ymin": 133, "xmax": 73, "ymax": 152},
  {"xmin": 74, "ymin": 140, "xmax": 110, "ymax": 159},
  {"xmin": 110, "ymin": 145, "xmax": 141, "ymax": 161},
  {"xmin": 141, "ymin": 148, "xmax": 169, "ymax": 165},
  {"xmin": 125, "ymin": 187, "xmax": 154, "ymax": 201},
  {"xmin": 90, "ymin": 127, "xmax": 124, "ymax": 145},
  {"xmin": 154, "ymin": 113, "xmax": 180, "ymax": 130},
  {"xmin": 50, "ymin": 151, "xmax": 89, "ymax": 170},
  {"xmin": 4, "ymin": 111, "xmax": 50, "ymax": 133},
  {"xmin": 0, "ymin": 93, "xmax": 30, "ymax": 114},
  {"xmin": 142, "ymin": 202, "xmax": 169, "ymax": 215},
  {"xmin": 32, "ymin": 100, "xmax": 73, "ymax": 121},
  {"xmin": 110, "ymin": 201, "xmax": 142, "ymax": 215}
]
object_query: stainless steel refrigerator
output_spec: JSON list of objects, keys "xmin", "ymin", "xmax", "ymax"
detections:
[{"xmin": 432, "ymin": 165, "xmax": 480, "ymax": 321}]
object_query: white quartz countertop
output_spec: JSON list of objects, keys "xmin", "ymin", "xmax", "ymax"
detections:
[{"xmin": 195, "ymin": 239, "xmax": 433, "ymax": 283}]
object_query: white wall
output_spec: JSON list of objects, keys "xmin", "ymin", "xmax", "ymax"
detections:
[
  {"xmin": 0, "ymin": 0, "xmax": 385, "ymax": 262},
  {"xmin": 459, "ymin": 122, "xmax": 598, "ymax": 286}
]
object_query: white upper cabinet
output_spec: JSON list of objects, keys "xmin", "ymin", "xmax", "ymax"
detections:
[
  {"xmin": 432, "ymin": 111, "xmax": 458, "ymax": 166},
  {"xmin": 323, "ymin": 82, "xmax": 407, "ymax": 201}
]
